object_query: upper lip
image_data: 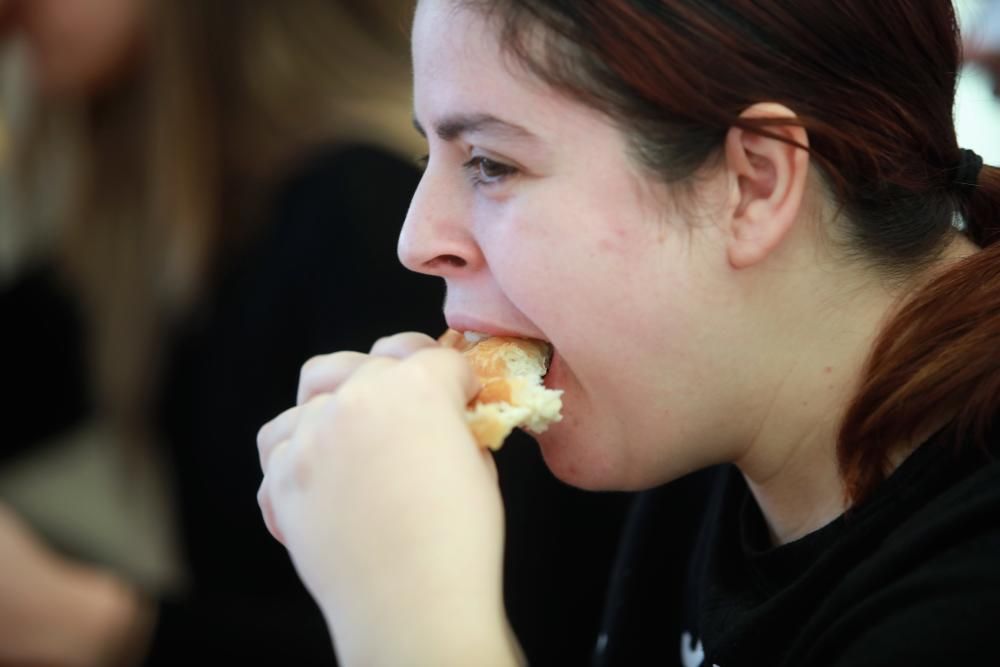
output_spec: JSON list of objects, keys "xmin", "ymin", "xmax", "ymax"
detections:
[{"xmin": 445, "ymin": 313, "xmax": 546, "ymax": 341}]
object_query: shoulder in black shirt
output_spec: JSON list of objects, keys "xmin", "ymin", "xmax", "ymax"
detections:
[{"xmin": 684, "ymin": 425, "xmax": 1000, "ymax": 667}]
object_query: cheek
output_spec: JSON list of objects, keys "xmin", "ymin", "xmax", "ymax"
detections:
[
  {"xmin": 472, "ymin": 199, "xmax": 564, "ymax": 305},
  {"xmin": 480, "ymin": 193, "xmax": 682, "ymax": 350},
  {"xmin": 484, "ymin": 205, "xmax": 718, "ymax": 486}
]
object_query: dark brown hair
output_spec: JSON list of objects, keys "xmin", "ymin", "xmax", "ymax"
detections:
[{"xmin": 467, "ymin": 0, "xmax": 1000, "ymax": 501}]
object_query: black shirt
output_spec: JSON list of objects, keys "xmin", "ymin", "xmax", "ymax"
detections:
[{"xmin": 597, "ymin": 426, "xmax": 1000, "ymax": 666}]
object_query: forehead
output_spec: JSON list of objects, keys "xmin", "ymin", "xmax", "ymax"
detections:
[
  {"xmin": 413, "ymin": 1, "xmax": 524, "ymax": 108},
  {"xmin": 413, "ymin": 0, "xmax": 497, "ymax": 74}
]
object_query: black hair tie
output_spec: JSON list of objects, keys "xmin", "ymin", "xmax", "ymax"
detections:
[{"xmin": 953, "ymin": 148, "xmax": 984, "ymax": 196}]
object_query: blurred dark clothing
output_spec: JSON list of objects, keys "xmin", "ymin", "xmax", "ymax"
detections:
[
  {"xmin": 147, "ymin": 145, "xmax": 446, "ymax": 664},
  {"xmin": 591, "ymin": 469, "xmax": 716, "ymax": 667},
  {"xmin": 2, "ymin": 145, "xmax": 630, "ymax": 665},
  {"xmin": 498, "ymin": 433, "xmax": 632, "ymax": 666},
  {"xmin": 6, "ymin": 265, "xmax": 92, "ymax": 452}
]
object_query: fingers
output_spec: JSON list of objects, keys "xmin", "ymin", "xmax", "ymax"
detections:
[
  {"xmin": 345, "ymin": 347, "xmax": 479, "ymax": 412},
  {"xmin": 437, "ymin": 328, "xmax": 466, "ymax": 350},
  {"xmin": 297, "ymin": 352, "xmax": 368, "ymax": 405},
  {"xmin": 257, "ymin": 343, "xmax": 483, "ymax": 550},
  {"xmin": 297, "ymin": 334, "xmax": 440, "ymax": 406},
  {"xmin": 405, "ymin": 347, "xmax": 481, "ymax": 406},
  {"xmin": 258, "ymin": 404, "xmax": 303, "ymax": 472},
  {"xmin": 279, "ymin": 345, "xmax": 477, "ymax": 470},
  {"xmin": 256, "ymin": 483, "xmax": 284, "ymax": 544},
  {"xmin": 369, "ymin": 331, "xmax": 439, "ymax": 358},
  {"xmin": 267, "ymin": 348, "xmax": 475, "ymax": 474}
]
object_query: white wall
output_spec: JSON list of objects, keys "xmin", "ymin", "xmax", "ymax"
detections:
[{"xmin": 956, "ymin": 0, "xmax": 1000, "ymax": 165}]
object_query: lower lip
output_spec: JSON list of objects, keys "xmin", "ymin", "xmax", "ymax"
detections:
[{"xmin": 543, "ymin": 350, "xmax": 564, "ymax": 390}]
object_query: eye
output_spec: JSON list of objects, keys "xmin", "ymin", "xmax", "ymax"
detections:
[{"xmin": 463, "ymin": 155, "xmax": 518, "ymax": 187}]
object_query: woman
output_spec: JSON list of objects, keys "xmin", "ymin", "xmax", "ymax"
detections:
[{"xmin": 258, "ymin": 0, "xmax": 1000, "ymax": 665}]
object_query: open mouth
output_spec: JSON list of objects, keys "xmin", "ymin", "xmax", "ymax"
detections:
[
  {"xmin": 542, "ymin": 348, "xmax": 560, "ymax": 388},
  {"xmin": 445, "ymin": 329, "xmax": 563, "ymax": 448}
]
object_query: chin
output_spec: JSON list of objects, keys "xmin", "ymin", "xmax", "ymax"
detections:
[
  {"xmin": 534, "ymin": 423, "xmax": 622, "ymax": 491},
  {"xmin": 535, "ymin": 416, "xmax": 686, "ymax": 492}
]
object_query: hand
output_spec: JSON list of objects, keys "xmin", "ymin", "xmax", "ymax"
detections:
[
  {"xmin": 0, "ymin": 503, "xmax": 153, "ymax": 666},
  {"xmin": 258, "ymin": 332, "xmax": 522, "ymax": 666}
]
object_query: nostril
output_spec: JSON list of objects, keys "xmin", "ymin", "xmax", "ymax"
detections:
[{"xmin": 430, "ymin": 254, "xmax": 467, "ymax": 269}]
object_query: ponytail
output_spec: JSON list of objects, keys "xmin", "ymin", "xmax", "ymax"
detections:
[
  {"xmin": 965, "ymin": 165, "xmax": 1000, "ymax": 247},
  {"xmin": 838, "ymin": 164, "xmax": 1000, "ymax": 503}
]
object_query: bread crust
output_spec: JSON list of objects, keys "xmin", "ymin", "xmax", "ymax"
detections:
[{"xmin": 439, "ymin": 329, "xmax": 562, "ymax": 449}]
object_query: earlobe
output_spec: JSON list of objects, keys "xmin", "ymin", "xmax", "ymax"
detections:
[{"xmin": 724, "ymin": 103, "xmax": 810, "ymax": 270}]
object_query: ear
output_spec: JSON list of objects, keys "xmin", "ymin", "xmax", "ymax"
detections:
[{"xmin": 723, "ymin": 103, "xmax": 810, "ymax": 269}]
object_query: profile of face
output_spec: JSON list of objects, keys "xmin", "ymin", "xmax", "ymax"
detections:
[
  {"xmin": 402, "ymin": 0, "xmax": 753, "ymax": 490},
  {"xmin": 5, "ymin": 0, "xmax": 144, "ymax": 98}
]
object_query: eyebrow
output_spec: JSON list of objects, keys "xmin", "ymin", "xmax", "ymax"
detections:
[{"xmin": 412, "ymin": 112, "xmax": 537, "ymax": 142}]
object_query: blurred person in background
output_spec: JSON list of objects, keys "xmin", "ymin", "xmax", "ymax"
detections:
[
  {"xmin": 955, "ymin": 0, "xmax": 1000, "ymax": 163},
  {"xmin": 966, "ymin": 0, "xmax": 1000, "ymax": 95},
  {"xmin": 0, "ymin": 0, "xmax": 629, "ymax": 664}
]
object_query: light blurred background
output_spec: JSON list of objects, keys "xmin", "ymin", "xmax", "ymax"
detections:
[{"xmin": 956, "ymin": 0, "xmax": 1000, "ymax": 164}]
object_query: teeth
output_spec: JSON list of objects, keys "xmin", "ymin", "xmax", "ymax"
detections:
[{"xmin": 463, "ymin": 331, "xmax": 491, "ymax": 344}]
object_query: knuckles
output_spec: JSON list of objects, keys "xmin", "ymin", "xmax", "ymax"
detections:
[
  {"xmin": 296, "ymin": 351, "xmax": 365, "ymax": 404},
  {"xmin": 296, "ymin": 346, "xmax": 462, "ymax": 408},
  {"xmin": 298, "ymin": 353, "xmax": 331, "ymax": 384},
  {"xmin": 369, "ymin": 331, "xmax": 438, "ymax": 358},
  {"xmin": 297, "ymin": 354, "xmax": 332, "ymax": 404},
  {"xmin": 275, "ymin": 349, "xmax": 464, "ymax": 482},
  {"xmin": 369, "ymin": 335, "xmax": 394, "ymax": 355}
]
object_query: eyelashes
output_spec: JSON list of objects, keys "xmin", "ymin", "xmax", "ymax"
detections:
[
  {"xmin": 415, "ymin": 153, "xmax": 518, "ymax": 188},
  {"xmin": 463, "ymin": 155, "xmax": 517, "ymax": 186}
]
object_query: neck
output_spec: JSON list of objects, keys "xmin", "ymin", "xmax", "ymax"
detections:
[
  {"xmin": 733, "ymin": 233, "xmax": 977, "ymax": 546},
  {"xmin": 734, "ymin": 292, "xmax": 882, "ymax": 544}
]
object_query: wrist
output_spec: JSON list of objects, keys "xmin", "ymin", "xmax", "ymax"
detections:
[{"xmin": 330, "ymin": 596, "xmax": 523, "ymax": 667}]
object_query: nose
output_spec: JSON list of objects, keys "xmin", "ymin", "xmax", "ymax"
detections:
[{"xmin": 398, "ymin": 169, "xmax": 484, "ymax": 278}]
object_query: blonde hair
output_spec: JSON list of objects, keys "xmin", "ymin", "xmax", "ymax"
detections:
[{"xmin": 3, "ymin": 0, "xmax": 418, "ymax": 433}]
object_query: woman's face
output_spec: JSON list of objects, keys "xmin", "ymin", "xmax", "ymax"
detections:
[
  {"xmin": 6, "ymin": 0, "xmax": 144, "ymax": 98},
  {"xmin": 402, "ymin": 0, "xmax": 745, "ymax": 490}
]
